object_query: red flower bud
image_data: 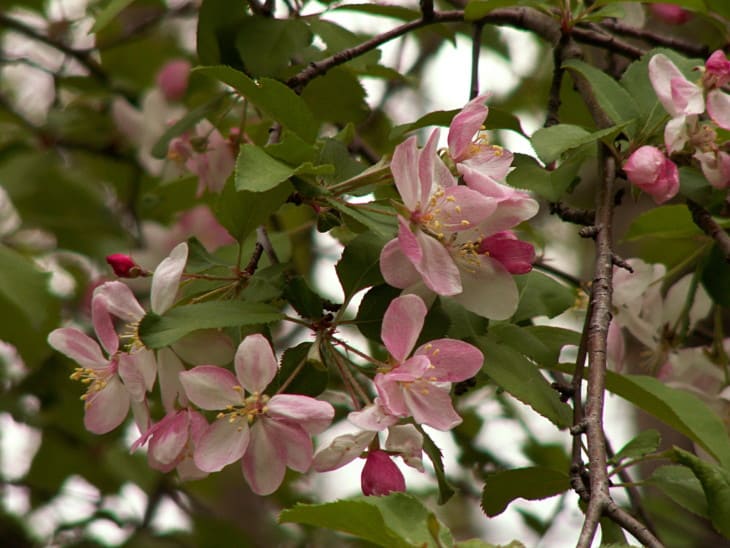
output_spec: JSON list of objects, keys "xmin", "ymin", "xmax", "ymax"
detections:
[
  {"xmin": 361, "ymin": 450, "xmax": 406, "ymax": 496},
  {"xmin": 649, "ymin": 4, "xmax": 692, "ymax": 25},
  {"xmin": 156, "ymin": 60, "xmax": 191, "ymax": 102},
  {"xmin": 106, "ymin": 254, "xmax": 145, "ymax": 278}
]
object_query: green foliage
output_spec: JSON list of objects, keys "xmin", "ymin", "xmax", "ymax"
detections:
[
  {"xmin": 648, "ymin": 465, "xmax": 710, "ymax": 519},
  {"xmin": 612, "ymin": 429, "xmax": 662, "ymax": 462},
  {"xmin": 279, "ymin": 493, "xmax": 454, "ymax": 548},
  {"xmin": 336, "ymin": 231, "xmax": 387, "ymax": 299},
  {"xmin": 481, "ymin": 467, "xmax": 570, "ymax": 517}
]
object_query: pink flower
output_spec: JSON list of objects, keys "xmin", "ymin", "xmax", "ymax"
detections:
[
  {"xmin": 373, "ymin": 295, "xmax": 483, "ymax": 430},
  {"xmin": 179, "ymin": 334, "xmax": 335, "ymax": 495},
  {"xmin": 477, "ymin": 231, "xmax": 535, "ymax": 274},
  {"xmin": 380, "ymin": 131, "xmax": 497, "ymax": 296},
  {"xmin": 132, "ymin": 408, "xmax": 208, "ymax": 480},
  {"xmin": 649, "ymin": 4, "xmax": 692, "ymax": 25},
  {"xmin": 106, "ymin": 253, "xmax": 147, "ymax": 278},
  {"xmin": 694, "ymin": 149, "xmax": 730, "ymax": 189},
  {"xmin": 168, "ymin": 121, "xmax": 235, "ymax": 196},
  {"xmin": 361, "ymin": 450, "xmax": 406, "ymax": 496},
  {"xmin": 156, "ymin": 59, "xmax": 191, "ymax": 102},
  {"xmin": 47, "ymin": 308, "xmax": 152, "ymax": 434},
  {"xmin": 622, "ymin": 146, "xmax": 680, "ymax": 204},
  {"xmin": 704, "ymin": 50, "xmax": 730, "ymax": 89},
  {"xmin": 447, "ymin": 94, "xmax": 514, "ymax": 189}
]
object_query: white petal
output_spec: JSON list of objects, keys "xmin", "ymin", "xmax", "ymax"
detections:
[{"xmin": 151, "ymin": 242, "xmax": 188, "ymax": 314}]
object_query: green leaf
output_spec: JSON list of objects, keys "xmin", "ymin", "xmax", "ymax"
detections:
[
  {"xmin": 235, "ymin": 16, "xmax": 312, "ymax": 78},
  {"xmin": 0, "ymin": 246, "xmax": 60, "ymax": 367},
  {"xmin": 355, "ymin": 284, "xmax": 401, "ymax": 342},
  {"xmin": 531, "ymin": 123, "xmax": 626, "ymax": 164},
  {"xmin": 701, "ymin": 244, "xmax": 730, "ymax": 308},
  {"xmin": 273, "ymin": 342, "xmax": 328, "ymax": 397},
  {"xmin": 279, "ymin": 493, "xmax": 454, "ymax": 548},
  {"xmin": 91, "ymin": 0, "xmax": 137, "ymax": 32},
  {"xmin": 476, "ymin": 336, "xmax": 573, "ymax": 429},
  {"xmin": 150, "ymin": 96, "xmax": 225, "ymax": 159},
  {"xmin": 336, "ymin": 231, "xmax": 388, "ymax": 298},
  {"xmin": 648, "ymin": 465, "xmax": 709, "ymax": 519},
  {"xmin": 613, "ymin": 429, "xmax": 661, "ymax": 462},
  {"xmin": 235, "ymin": 144, "xmax": 296, "ymax": 192},
  {"xmin": 562, "ymin": 59, "xmax": 639, "ymax": 133},
  {"xmin": 623, "ymin": 205, "xmax": 703, "ymax": 241},
  {"xmin": 513, "ymin": 270, "xmax": 576, "ymax": 322},
  {"xmin": 195, "ymin": 65, "xmax": 318, "ymax": 142},
  {"xmin": 488, "ymin": 324, "xmax": 580, "ymax": 368},
  {"xmin": 325, "ymin": 197, "xmax": 397, "ymax": 237},
  {"xmin": 215, "ymin": 178, "xmax": 293, "ymax": 242},
  {"xmin": 139, "ymin": 301, "xmax": 283, "ymax": 348},
  {"xmin": 439, "ymin": 298, "xmax": 488, "ymax": 341},
  {"xmin": 420, "ymin": 428, "xmax": 456, "ymax": 504},
  {"xmin": 282, "ymin": 276, "xmax": 324, "ymax": 319},
  {"xmin": 672, "ymin": 447, "xmax": 730, "ymax": 538},
  {"xmin": 481, "ymin": 467, "xmax": 570, "ymax": 517},
  {"xmin": 301, "ymin": 67, "xmax": 370, "ymax": 124},
  {"xmin": 196, "ymin": 0, "xmax": 248, "ymax": 67}
]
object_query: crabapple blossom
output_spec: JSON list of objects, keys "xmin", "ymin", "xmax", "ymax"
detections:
[
  {"xmin": 179, "ymin": 334, "xmax": 335, "ymax": 495},
  {"xmin": 477, "ymin": 231, "xmax": 535, "ymax": 275},
  {"xmin": 156, "ymin": 59, "xmax": 191, "ymax": 102},
  {"xmin": 106, "ymin": 253, "xmax": 147, "ymax": 278},
  {"xmin": 622, "ymin": 145, "xmax": 680, "ymax": 204},
  {"xmin": 361, "ymin": 450, "xmax": 406, "ymax": 496},
  {"xmin": 132, "ymin": 408, "xmax": 208, "ymax": 481},
  {"xmin": 372, "ymin": 295, "xmax": 483, "ymax": 430}
]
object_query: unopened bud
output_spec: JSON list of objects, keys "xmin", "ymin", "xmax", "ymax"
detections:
[
  {"xmin": 106, "ymin": 254, "xmax": 147, "ymax": 278},
  {"xmin": 156, "ymin": 60, "xmax": 191, "ymax": 102},
  {"xmin": 361, "ymin": 450, "xmax": 406, "ymax": 496}
]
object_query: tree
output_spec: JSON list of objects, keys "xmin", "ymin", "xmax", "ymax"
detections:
[{"xmin": 1, "ymin": 0, "xmax": 729, "ymax": 546}]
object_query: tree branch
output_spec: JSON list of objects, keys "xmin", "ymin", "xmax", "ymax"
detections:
[
  {"xmin": 470, "ymin": 22, "xmax": 484, "ymax": 100},
  {"xmin": 598, "ymin": 19, "xmax": 708, "ymax": 59},
  {"xmin": 687, "ymin": 199, "xmax": 730, "ymax": 262}
]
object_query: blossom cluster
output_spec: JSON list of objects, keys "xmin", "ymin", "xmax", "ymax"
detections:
[{"xmin": 624, "ymin": 50, "xmax": 730, "ymax": 202}]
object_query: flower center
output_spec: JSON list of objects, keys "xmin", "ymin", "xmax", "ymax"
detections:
[
  {"xmin": 216, "ymin": 390, "xmax": 270, "ymax": 428},
  {"xmin": 70, "ymin": 362, "xmax": 115, "ymax": 407}
]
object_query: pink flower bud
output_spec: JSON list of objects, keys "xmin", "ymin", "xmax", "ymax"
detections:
[
  {"xmin": 156, "ymin": 60, "xmax": 191, "ymax": 102},
  {"xmin": 623, "ymin": 146, "xmax": 680, "ymax": 204},
  {"xmin": 106, "ymin": 253, "xmax": 145, "ymax": 278},
  {"xmin": 361, "ymin": 450, "xmax": 406, "ymax": 496},
  {"xmin": 649, "ymin": 4, "xmax": 692, "ymax": 25},
  {"xmin": 478, "ymin": 231, "xmax": 535, "ymax": 275},
  {"xmin": 704, "ymin": 50, "xmax": 730, "ymax": 90}
]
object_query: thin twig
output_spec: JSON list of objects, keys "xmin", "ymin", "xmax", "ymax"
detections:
[
  {"xmin": 687, "ymin": 199, "xmax": 730, "ymax": 262},
  {"xmin": 549, "ymin": 201, "xmax": 596, "ymax": 226},
  {"xmin": 571, "ymin": 26, "xmax": 644, "ymax": 60},
  {"xmin": 597, "ymin": 19, "xmax": 708, "ymax": 59},
  {"xmin": 256, "ymin": 226, "xmax": 279, "ymax": 265},
  {"xmin": 470, "ymin": 22, "xmax": 484, "ymax": 100}
]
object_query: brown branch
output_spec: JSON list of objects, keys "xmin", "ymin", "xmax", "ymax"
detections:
[
  {"xmin": 545, "ymin": 34, "xmax": 569, "ymax": 128},
  {"xmin": 687, "ymin": 199, "xmax": 730, "ymax": 262},
  {"xmin": 571, "ymin": 26, "xmax": 644, "ymax": 60},
  {"xmin": 420, "ymin": 0, "xmax": 435, "ymax": 20},
  {"xmin": 597, "ymin": 19, "xmax": 709, "ymax": 59},
  {"xmin": 0, "ymin": 13, "xmax": 107, "ymax": 83},
  {"xmin": 549, "ymin": 201, "xmax": 596, "ymax": 226},
  {"xmin": 470, "ymin": 22, "xmax": 484, "ymax": 100}
]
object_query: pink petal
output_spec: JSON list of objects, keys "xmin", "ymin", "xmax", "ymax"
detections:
[
  {"xmin": 91, "ymin": 296, "xmax": 118, "ymax": 355},
  {"xmin": 663, "ymin": 115, "xmax": 691, "ymax": 154},
  {"xmin": 179, "ymin": 366, "xmax": 242, "ymax": 410},
  {"xmin": 93, "ymin": 281, "xmax": 145, "ymax": 322},
  {"xmin": 379, "ymin": 238, "xmax": 422, "ymax": 289},
  {"xmin": 414, "ymin": 339, "xmax": 483, "ymax": 381},
  {"xmin": 381, "ymin": 294, "xmax": 427, "ymax": 362},
  {"xmin": 157, "ymin": 347, "xmax": 187, "ymax": 413},
  {"xmin": 479, "ymin": 231, "xmax": 535, "ymax": 274},
  {"xmin": 649, "ymin": 54, "xmax": 700, "ymax": 117},
  {"xmin": 267, "ymin": 394, "xmax": 334, "ymax": 434},
  {"xmin": 375, "ymin": 373, "xmax": 409, "ymax": 417},
  {"xmin": 348, "ymin": 401, "xmax": 399, "ymax": 432},
  {"xmin": 84, "ymin": 376, "xmax": 130, "ymax": 434},
  {"xmin": 670, "ymin": 76, "xmax": 705, "ymax": 115},
  {"xmin": 151, "ymin": 242, "xmax": 188, "ymax": 314},
  {"xmin": 419, "ymin": 129, "xmax": 455, "ymax": 196},
  {"xmin": 48, "ymin": 328, "xmax": 107, "ymax": 369},
  {"xmin": 450, "ymin": 255, "xmax": 519, "ymax": 319},
  {"xmin": 448, "ymin": 94, "xmax": 489, "ymax": 161},
  {"xmin": 696, "ymin": 150, "xmax": 730, "ymax": 189},
  {"xmin": 136, "ymin": 348, "xmax": 158, "ymax": 392},
  {"xmin": 361, "ymin": 450, "xmax": 406, "ymax": 496},
  {"xmin": 707, "ymin": 89, "xmax": 730, "ymax": 130},
  {"xmin": 403, "ymin": 382, "xmax": 462, "ymax": 430},
  {"xmin": 118, "ymin": 353, "xmax": 148, "ymax": 402},
  {"xmin": 457, "ymin": 147, "xmax": 514, "ymax": 189},
  {"xmin": 411, "ymin": 230, "xmax": 462, "ymax": 296},
  {"xmin": 156, "ymin": 59, "xmax": 191, "ymax": 102},
  {"xmin": 235, "ymin": 334, "xmax": 277, "ymax": 394},
  {"xmin": 267, "ymin": 419, "xmax": 313, "ymax": 473},
  {"xmin": 434, "ymin": 186, "xmax": 496, "ymax": 231},
  {"xmin": 391, "ymin": 136, "xmax": 421, "ymax": 211},
  {"xmin": 242, "ymin": 419, "xmax": 287, "ymax": 495},
  {"xmin": 194, "ymin": 418, "xmax": 250, "ymax": 472},
  {"xmin": 148, "ymin": 411, "xmax": 189, "ymax": 466},
  {"xmin": 312, "ymin": 431, "xmax": 375, "ymax": 472}
]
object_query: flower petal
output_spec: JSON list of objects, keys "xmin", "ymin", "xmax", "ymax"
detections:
[
  {"xmin": 419, "ymin": 129, "xmax": 456, "ymax": 192},
  {"xmin": 91, "ymin": 296, "xmax": 118, "ymax": 355},
  {"xmin": 194, "ymin": 418, "xmax": 250, "ymax": 472},
  {"xmin": 179, "ymin": 366, "xmax": 242, "ymax": 410},
  {"xmin": 413, "ymin": 230, "xmax": 462, "ymax": 296},
  {"xmin": 414, "ymin": 339, "xmax": 483, "ymax": 381},
  {"xmin": 151, "ymin": 242, "xmax": 188, "ymax": 314},
  {"xmin": 649, "ymin": 54, "xmax": 702, "ymax": 117},
  {"xmin": 448, "ymin": 94, "xmax": 489, "ymax": 161},
  {"xmin": 149, "ymin": 411, "xmax": 189, "ymax": 466},
  {"xmin": 312, "ymin": 431, "xmax": 374, "ymax": 472},
  {"xmin": 435, "ymin": 186, "xmax": 497, "ymax": 232},
  {"xmin": 379, "ymin": 238, "xmax": 422, "ymax": 289},
  {"xmin": 391, "ymin": 136, "xmax": 421, "ymax": 211},
  {"xmin": 118, "ymin": 353, "xmax": 148, "ymax": 402},
  {"xmin": 242, "ymin": 419, "xmax": 287, "ymax": 495},
  {"xmin": 268, "ymin": 419, "xmax": 313, "ymax": 473},
  {"xmin": 381, "ymin": 294, "xmax": 427, "ymax": 362},
  {"xmin": 158, "ymin": 347, "xmax": 187, "ymax": 413},
  {"xmin": 84, "ymin": 376, "xmax": 130, "ymax": 434},
  {"xmin": 404, "ymin": 383, "xmax": 462, "ymax": 430},
  {"xmin": 707, "ymin": 89, "xmax": 730, "ymax": 130},
  {"xmin": 235, "ymin": 334, "xmax": 278, "ymax": 394},
  {"xmin": 93, "ymin": 281, "xmax": 145, "ymax": 322},
  {"xmin": 450, "ymin": 255, "xmax": 518, "ymax": 319},
  {"xmin": 48, "ymin": 328, "xmax": 107, "ymax": 369},
  {"xmin": 374, "ymin": 373, "xmax": 409, "ymax": 418},
  {"xmin": 348, "ymin": 401, "xmax": 399, "ymax": 432},
  {"xmin": 267, "ymin": 394, "xmax": 335, "ymax": 434}
]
